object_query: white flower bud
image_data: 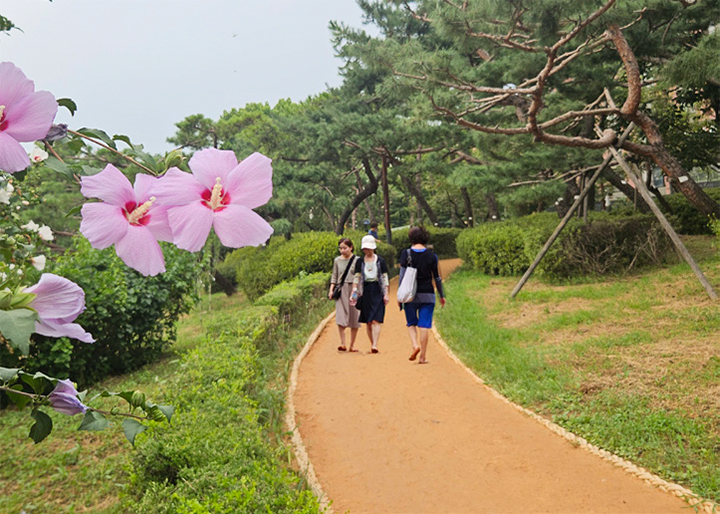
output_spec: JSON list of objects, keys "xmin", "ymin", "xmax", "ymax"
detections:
[
  {"xmin": 29, "ymin": 147, "xmax": 49, "ymax": 163},
  {"xmin": 38, "ymin": 225, "xmax": 54, "ymax": 241},
  {"xmin": 31, "ymin": 255, "xmax": 46, "ymax": 271}
]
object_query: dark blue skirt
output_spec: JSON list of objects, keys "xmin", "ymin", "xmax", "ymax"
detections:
[{"xmin": 359, "ymin": 281, "xmax": 385, "ymax": 324}]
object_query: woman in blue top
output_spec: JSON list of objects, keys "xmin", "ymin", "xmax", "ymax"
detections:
[{"xmin": 398, "ymin": 226, "xmax": 445, "ymax": 364}]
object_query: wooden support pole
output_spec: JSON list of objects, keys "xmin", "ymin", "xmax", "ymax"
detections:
[
  {"xmin": 607, "ymin": 146, "xmax": 718, "ymax": 301},
  {"xmin": 510, "ymin": 124, "xmax": 635, "ymax": 299}
]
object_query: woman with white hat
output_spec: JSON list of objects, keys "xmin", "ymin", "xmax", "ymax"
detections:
[{"xmin": 350, "ymin": 234, "xmax": 390, "ymax": 353}]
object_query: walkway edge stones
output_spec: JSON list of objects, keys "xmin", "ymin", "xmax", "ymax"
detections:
[
  {"xmin": 430, "ymin": 324, "xmax": 716, "ymax": 514},
  {"xmin": 285, "ymin": 310, "xmax": 335, "ymax": 514}
]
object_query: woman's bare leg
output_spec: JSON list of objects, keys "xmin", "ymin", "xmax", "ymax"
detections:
[
  {"xmin": 349, "ymin": 327, "xmax": 359, "ymax": 351},
  {"xmin": 408, "ymin": 326, "xmax": 420, "ymax": 360},
  {"xmin": 337, "ymin": 325, "xmax": 347, "ymax": 350},
  {"xmin": 371, "ymin": 322, "xmax": 382, "ymax": 351},
  {"xmin": 418, "ymin": 327, "xmax": 430, "ymax": 363}
]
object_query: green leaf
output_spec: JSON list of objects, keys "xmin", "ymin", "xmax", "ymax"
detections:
[
  {"xmin": 0, "ymin": 309, "xmax": 38, "ymax": 355},
  {"xmin": 6, "ymin": 384, "xmax": 32, "ymax": 410},
  {"xmin": 122, "ymin": 418, "xmax": 147, "ymax": 445},
  {"xmin": 65, "ymin": 205, "xmax": 82, "ymax": 218},
  {"xmin": 57, "ymin": 98, "xmax": 77, "ymax": 116},
  {"xmin": 77, "ymin": 128, "xmax": 117, "ymax": 150},
  {"xmin": 42, "ymin": 156, "xmax": 75, "ymax": 179},
  {"xmin": 78, "ymin": 410, "xmax": 109, "ymax": 431},
  {"xmin": 0, "ymin": 367, "xmax": 20, "ymax": 382},
  {"xmin": 113, "ymin": 134, "xmax": 134, "ymax": 149},
  {"xmin": 157, "ymin": 405, "xmax": 175, "ymax": 423},
  {"xmin": 29, "ymin": 409, "xmax": 53, "ymax": 444},
  {"xmin": 19, "ymin": 372, "xmax": 52, "ymax": 395}
]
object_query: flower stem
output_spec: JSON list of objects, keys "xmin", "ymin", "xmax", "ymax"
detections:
[{"xmin": 68, "ymin": 129, "xmax": 156, "ymax": 175}]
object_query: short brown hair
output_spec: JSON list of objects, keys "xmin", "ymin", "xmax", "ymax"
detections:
[
  {"xmin": 408, "ymin": 226, "xmax": 429, "ymax": 245},
  {"xmin": 338, "ymin": 237, "xmax": 354, "ymax": 250}
]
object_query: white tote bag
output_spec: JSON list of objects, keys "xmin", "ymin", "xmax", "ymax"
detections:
[{"xmin": 396, "ymin": 249, "xmax": 417, "ymax": 303}]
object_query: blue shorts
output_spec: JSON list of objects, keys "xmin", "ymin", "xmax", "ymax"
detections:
[{"xmin": 404, "ymin": 302, "xmax": 435, "ymax": 329}]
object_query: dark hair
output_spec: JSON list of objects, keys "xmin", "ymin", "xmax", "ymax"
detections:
[
  {"xmin": 370, "ymin": 222, "xmax": 378, "ymax": 229},
  {"xmin": 338, "ymin": 237, "xmax": 354, "ymax": 250},
  {"xmin": 408, "ymin": 226, "xmax": 429, "ymax": 245}
]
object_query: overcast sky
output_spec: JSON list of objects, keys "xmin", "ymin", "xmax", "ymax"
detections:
[{"xmin": 1, "ymin": 0, "xmax": 368, "ymax": 154}]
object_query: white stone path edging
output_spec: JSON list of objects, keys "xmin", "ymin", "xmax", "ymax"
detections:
[
  {"xmin": 431, "ymin": 324, "xmax": 717, "ymax": 514},
  {"xmin": 285, "ymin": 310, "xmax": 336, "ymax": 514},
  {"xmin": 284, "ymin": 308, "xmax": 716, "ymax": 514}
]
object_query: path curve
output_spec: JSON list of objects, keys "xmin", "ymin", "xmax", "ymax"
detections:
[{"xmin": 288, "ymin": 260, "xmax": 707, "ymax": 513}]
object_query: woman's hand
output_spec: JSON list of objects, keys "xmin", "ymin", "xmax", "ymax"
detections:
[
  {"xmin": 350, "ymin": 289, "xmax": 358, "ymax": 306},
  {"xmin": 328, "ymin": 288, "xmax": 334, "ymax": 300},
  {"xmin": 440, "ymin": 297, "xmax": 446, "ymax": 308},
  {"xmin": 383, "ymin": 293, "xmax": 390, "ymax": 305}
]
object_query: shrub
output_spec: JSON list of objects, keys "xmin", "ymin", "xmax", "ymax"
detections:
[
  {"xmin": 231, "ymin": 232, "xmax": 338, "ymax": 300},
  {"xmin": 457, "ymin": 222, "xmax": 530, "ymax": 276},
  {"xmin": 0, "ymin": 238, "xmax": 200, "ymax": 388},
  {"xmin": 457, "ymin": 212, "xmax": 672, "ymax": 278},
  {"xmin": 391, "ymin": 227, "xmax": 462, "ymax": 259},
  {"xmin": 663, "ymin": 187, "xmax": 720, "ymax": 235},
  {"xmin": 125, "ymin": 275, "xmax": 327, "ymax": 513}
]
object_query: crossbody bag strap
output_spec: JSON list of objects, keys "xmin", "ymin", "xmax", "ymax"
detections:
[{"xmin": 338, "ymin": 255, "xmax": 355, "ymax": 286}]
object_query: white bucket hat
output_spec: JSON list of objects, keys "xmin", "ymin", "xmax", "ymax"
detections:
[{"xmin": 361, "ymin": 234, "xmax": 377, "ymax": 250}]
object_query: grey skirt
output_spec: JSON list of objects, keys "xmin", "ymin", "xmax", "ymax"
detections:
[{"xmin": 335, "ymin": 282, "xmax": 360, "ymax": 328}]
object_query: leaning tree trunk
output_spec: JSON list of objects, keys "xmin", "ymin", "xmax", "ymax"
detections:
[
  {"xmin": 400, "ymin": 172, "xmax": 440, "ymax": 226},
  {"xmin": 335, "ymin": 158, "xmax": 380, "ymax": 235},
  {"xmin": 608, "ymin": 24, "xmax": 720, "ymax": 219}
]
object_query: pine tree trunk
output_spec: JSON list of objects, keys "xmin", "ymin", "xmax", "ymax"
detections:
[
  {"xmin": 461, "ymin": 186, "xmax": 474, "ymax": 227},
  {"xmin": 485, "ymin": 192, "xmax": 500, "ymax": 221}
]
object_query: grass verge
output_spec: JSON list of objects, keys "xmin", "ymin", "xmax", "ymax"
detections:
[{"xmin": 435, "ymin": 237, "xmax": 719, "ymax": 503}]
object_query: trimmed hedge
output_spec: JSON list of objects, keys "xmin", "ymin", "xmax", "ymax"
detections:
[
  {"xmin": 221, "ymin": 231, "xmax": 398, "ymax": 300},
  {"xmin": 390, "ymin": 227, "xmax": 462, "ymax": 259},
  {"xmin": 457, "ymin": 212, "xmax": 672, "ymax": 278},
  {"xmin": 125, "ymin": 274, "xmax": 330, "ymax": 513}
]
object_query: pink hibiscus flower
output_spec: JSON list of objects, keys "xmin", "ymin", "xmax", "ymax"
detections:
[
  {"xmin": 80, "ymin": 164, "xmax": 173, "ymax": 276},
  {"xmin": 0, "ymin": 62, "xmax": 58, "ymax": 173},
  {"xmin": 153, "ymin": 148, "xmax": 274, "ymax": 252},
  {"xmin": 48, "ymin": 379, "xmax": 88, "ymax": 416},
  {"xmin": 25, "ymin": 273, "xmax": 94, "ymax": 343}
]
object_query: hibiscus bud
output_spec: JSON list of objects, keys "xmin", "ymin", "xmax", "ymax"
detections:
[
  {"xmin": 44, "ymin": 123, "xmax": 68, "ymax": 142},
  {"xmin": 130, "ymin": 390, "xmax": 146, "ymax": 408},
  {"xmin": 147, "ymin": 406, "xmax": 166, "ymax": 421},
  {"xmin": 48, "ymin": 379, "xmax": 88, "ymax": 416}
]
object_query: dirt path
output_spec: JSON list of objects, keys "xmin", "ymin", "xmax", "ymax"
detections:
[{"xmin": 291, "ymin": 260, "xmax": 695, "ymax": 514}]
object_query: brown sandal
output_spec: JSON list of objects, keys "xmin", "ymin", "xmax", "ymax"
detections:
[
  {"xmin": 338, "ymin": 345, "xmax": 347, "ymax": 351},
  {"xmin": 409, "ymin": 348, "xmax": 420, "ymax": 361}
]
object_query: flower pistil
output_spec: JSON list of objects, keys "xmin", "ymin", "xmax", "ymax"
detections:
[
  {"xmin": 203, "ymin": 177, "xmax": 230, "ymax": 211},
  {"xmin": 125, "ymin": 197, "xmax": 156, "ymax": 226}
]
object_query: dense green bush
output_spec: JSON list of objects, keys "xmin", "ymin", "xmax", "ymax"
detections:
[
  {"xmin": 222, "ymin": 232, "xmax": 398, "ymax": 300},
  {"xmin": 457, "ymin": 222, "xmax": 530, "ymax": 276},
  {"xmin": 0, "ymin": 238, "xmax": 200, "ymax": 388},
  {"xmin": 391, "ymin": 226, "xmax": 462, "ymax": 259},
  {"xmin": 662, "ymin": 187, "xmax": 720, "ymax": 235},
  {"xmin": 457, "ymin": 212, "xmax": 672, "ymax": 278},
  {"xmin": 230, "ymin": 232, "xmax": 337, "ymax": 300},
  {"xmin": 126, "ymin": 275, "xmax": 327, "ymax": 513}
]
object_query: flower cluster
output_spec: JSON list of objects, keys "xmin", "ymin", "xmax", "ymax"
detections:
[{"xmin": 80, "ymin": 147, "xmax": 274, "ymax": 276}]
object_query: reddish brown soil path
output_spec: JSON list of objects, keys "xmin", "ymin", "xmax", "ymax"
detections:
[{"xmin": 292, "ymin": 260, "xmax": 695, "ymax": 514}]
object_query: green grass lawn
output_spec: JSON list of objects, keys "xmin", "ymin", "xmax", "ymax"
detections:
[
  {"xmin": 0, "ymin": 292, "xmax": 246, "ymax": 514},
  {"xmin": 435, "ymin": 236, "xmax": 720, "ymax": 503}
]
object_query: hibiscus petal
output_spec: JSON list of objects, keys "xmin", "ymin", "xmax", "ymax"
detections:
[
  {"xmin": 80, "ymin": 202, "xmax": 128, "ymax": 249},
  {"xmin": 166, "ymin": 202, "xmax": 214, "ymax": 252},
  {"xmin": 115, "ymin": 225, "xmax": 166, "ymax": 276},
  {"xmin": 188, "ymin": 148, "xmax": 238, "ymax": 190},
  {"xmin": 0, "ymin": 132, "xmax": 31, "ymax": 173},
  {"xmin": 3, "ymin": 90, "xmax": 57, "ymax": 142},
  {"xmin": 52, "ymin": 379, "xmax": 79, "ymax": 396},
  {"xmin": 0, "ymin": 62, "xmax": 34, "ymax": 108},
  {"xmin": 144, "ymin": 205, "xmax": 174, "ymax": 243},
  {"xmin": 25, "ymin": 273, "xmax": 85, "ymax": 323},
  {"xmin": 153, "ymin": 167, "xmax": 207, "ymax": 206},
  {"xmin": 133, "ymin": 172, "xmax": 159, "ymax": 202},
  {"xmin": 35, "ymin": 319, "xmax": 95, "ymax": 343},
  {"xmin": 213, "ymin": 204, "xmax": 274, "ymax": 248},
  {"xmin": 225, "ymin": 152, "xmax": 273, "ymax": 209},
  {"xmin": 80, "ymin": 164, "xmax": 136, "ymax": 206}
]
